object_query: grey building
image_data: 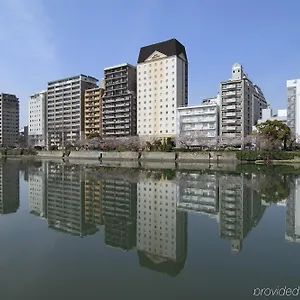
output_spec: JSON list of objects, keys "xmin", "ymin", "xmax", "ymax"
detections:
[
  {"xmin": 0, "ymin": 93, "xmax": 19, "ymax": 148},
  {"xmin": 47, "ymin": 75, "xmax": 98, "ymax": 148},
  {"xmin": 102, "ymin": 64, "xmax": 137, "ymax": 137},
  {"xmin": 220, "ymin": 63, "xmax": 267, "ymax": 141}
]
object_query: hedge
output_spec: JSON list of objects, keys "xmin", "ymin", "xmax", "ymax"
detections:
[{"xmin": 236, "ymin": 150, "xmax": 300, "ymax": 161}]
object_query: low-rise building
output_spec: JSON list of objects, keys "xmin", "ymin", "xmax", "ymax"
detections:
[{"xmin": 177, "ymin": 96, "xmax": 219, "ymax": 147}]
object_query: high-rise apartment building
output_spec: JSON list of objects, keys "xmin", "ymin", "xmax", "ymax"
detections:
[
  {"xmin": 28, "ymin": 90, "xmax": 47, "ymax": 147},
  {"xmin": 47, "ymin": 75, "xmax": 98, "ymax": 147},
  {"xmin": 287, "ymin": 79, "xmax": 300, "ymax": 137},
  {"xmin": 137, "ymin": 39, "xmax": 188, "ymax": 139},
  {"xmin": 84, "ymin": 86, "xmax": 105, "ymax": 138},
  {"xmin": 0, "ymin": 93, "xmax": 19, "ymax": 148},
  {"xmin": 102, "ymin": 64, "xmax": 137, "ymax": 137},
  {"xmin": 220, "ymin": 63, "xmax": 267, "ymax": 141}
]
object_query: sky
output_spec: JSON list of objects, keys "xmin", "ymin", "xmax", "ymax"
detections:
[{"xmin": 0, "ymin": 0, "xmax": 300, "ymax": 128}]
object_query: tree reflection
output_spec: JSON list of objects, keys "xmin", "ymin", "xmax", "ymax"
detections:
[{"xmin": 254, "ymin": 173, "xmax": 293, "ymax": 203}]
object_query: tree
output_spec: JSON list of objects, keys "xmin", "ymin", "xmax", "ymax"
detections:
[{"xmin": 256, "ymin": 120, "xmax": 291, "ymax": 150}]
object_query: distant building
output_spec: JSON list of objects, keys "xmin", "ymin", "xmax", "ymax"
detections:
[
  {"xmin": 256, "ymin": 107, "xmax": 287, "ymax": 125},
  {"xmin": 177, "ymin": 95, "xmax": 220, "ymax": 147},
  {"xmin": 102, "ymin": 64, "xmax": 137, "ymax": 137},
  {"xmin": 0, "ymin": 93, "xmax": 19, "ymax": 148},
  {"xmin": 28, "ymin": 90, "xmax": 47, "ymax": 148},
  {"xmin": 137, "ymin": 39, "xmax": 188, "ymax": 139},
  {"xmin": 287, "ymin": 79, "xmax": 300, "ymax": 137},
  {"xmin": 220, "ymin": 63, "xmax": 267, "ymax": 141},
  {"xmin": 84, "ymin": 83, "xmax": 105, "ymax": 138},
  {"xmin": 19, "ymin": 126, "xmax": 28, "ymax": 148},
  {"xmin": 47, "ymin": 75, "xmax": 98, "ymax": 148}
]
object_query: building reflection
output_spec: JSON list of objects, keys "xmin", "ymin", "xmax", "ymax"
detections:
[
  {"xmin": 28, "ymin": 161, "xmax": 47, "ymax": 218},
  {"xmin": 137, "ymin": 171, "xmax": 188, "ymax": 276},
  {"xmin": 102, "ymin": 179, "xmax": 137, "ymax": 251},
  {"xmin": 46, "ymin": 162, "xmax": 98, "ymax": 237},
  {"xmin": 219, "ymin": 174, "xmax": 266, "ymax": 252},
  {"xmin": 177, "ymin": 172, "xmax": 219, "ymax": 220},
  {"xmin": 286, "ymin": 176, "xmax": 300, "ymax": 243},
  {"xmin": 177, "ymin": 171, "xmax": 266, "ymax": 253},
  {"xmin": 0, "ymin": 162, "xmax": 20, "ymax": 214}
]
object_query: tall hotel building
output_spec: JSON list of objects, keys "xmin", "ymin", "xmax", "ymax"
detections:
[
  {"xmin": 84, "ymin": 81, "xmax": 105, "ymax": 138},
  {"xmin": 220, "ymin": 63, "xmax": 267, "ymax": 140},
  {"xmin": 47, "ymin": 75, "xmax": 98, "ymax": 147},
  {"xmin": 287, "ymin": 79, "xmax": 300, "ymax": 138},
  {"xmin": 0, "ymin": 93, "xmax": 19, "ymax": 148},
  {"xmin": 28, "ymin": 90, "xmax": 47, "ymax": 147},
  {"xmin": 137, "ymin": 39, "xmax": 188, "ymax": 139},
  {"xmin": 102, "ymin": 64, "xmax": 137, "ymax": 137}
]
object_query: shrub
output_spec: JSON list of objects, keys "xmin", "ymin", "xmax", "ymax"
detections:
[{"xmin": 49, "ymin": 145, "xmax": 58, "ymax": 151}]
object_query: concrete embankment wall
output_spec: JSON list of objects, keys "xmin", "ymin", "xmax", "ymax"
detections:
[
  {"xmin": 37, "ymin": 150, "xmax": 239, "ymax": 163},
  {"xmin": 176, "ymin": 152, "xmax": 238, "ymax": 162}
]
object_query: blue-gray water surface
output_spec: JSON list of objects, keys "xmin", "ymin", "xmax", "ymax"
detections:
[{"xmin": 0, "ymin": 160, "xmax": 300, "ymax": 300}]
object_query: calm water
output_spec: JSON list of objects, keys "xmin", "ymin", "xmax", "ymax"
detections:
[{"xmin": 0, "ymin": 160, "xmax": 300, "ymax": 300}]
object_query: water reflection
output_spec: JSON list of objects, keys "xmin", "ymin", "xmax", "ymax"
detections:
[
  {"xmin": 2, "ymin": 160, "xmax": 300, "ymax": 276},
  {"xmin": 0, "ymin": 162, "xmax": 20, "ymax": 214},
  {"xmin": 286, "ymin": 176, "xmax": 300, "ymax": 243}
]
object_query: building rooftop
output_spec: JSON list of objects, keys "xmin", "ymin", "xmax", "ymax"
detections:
[
  {"xmin": 48, "ymin": 74, "xmax": 98, "ymax": 85},
  {"xmin": 138, "ymin": 38, "xmax": 188, "ymax": 63},
  {"xmin": 104, "ymin": 63, "xmax": 135, "ymax": 71}
]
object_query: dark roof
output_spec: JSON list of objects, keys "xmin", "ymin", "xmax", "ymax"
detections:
[{"xmin": 137, "ymin": 38, "xmax": 188, "ymax": 63}]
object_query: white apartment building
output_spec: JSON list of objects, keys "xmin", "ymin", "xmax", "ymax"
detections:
[
  {"xmin": 137, "ymin": 39, "xmax": 188, "ymax": 139},
  {"xmin": 28, "ymin": 90, "xmax": 47, "ymax": 147},
  {"xmin": 287, "ymin": 79, "xmax": 300, "ymax": 137},
  {"xmin": 177, "ymin": 96, "xmax": 220, "ymax": 146},
  {"xmin": 137, "ymin": 175, "xmax": 187, "ymax": 265},
  {"xmin": 47, "ymin": 74, "xmax": 98, "ymax": 148},
  {"xmin": 220, "ymin": 63, "xmax": 267, "ymax": 141},
  {"xmin": 0, "ymin": 93, "xmax": 19, "ymax": 148}
]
